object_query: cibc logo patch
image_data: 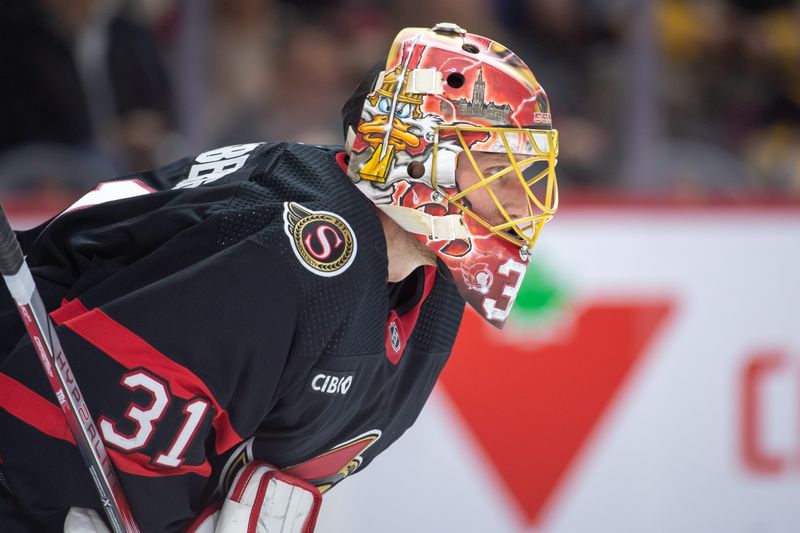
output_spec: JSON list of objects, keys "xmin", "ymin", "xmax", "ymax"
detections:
[
  {"xmin": 310, "ymin": 370, "xmax": 355, "ymax": 396},
  {"xmin": 284, "ymin": 202, "xmax": 357, "ymax": 277}
]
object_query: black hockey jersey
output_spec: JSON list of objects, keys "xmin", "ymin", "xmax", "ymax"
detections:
[{"xmin": 0, "ymin": 142, "xmax": 465, "ymax": 532}]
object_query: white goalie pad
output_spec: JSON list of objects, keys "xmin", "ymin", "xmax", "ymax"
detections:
[
  {"xmin": 64, "ymin": 507, "xmax": 111, "ymax": 533},
  {"xmin": 187, "ymin": 462, "xmax": 322, "ymax": 533}
]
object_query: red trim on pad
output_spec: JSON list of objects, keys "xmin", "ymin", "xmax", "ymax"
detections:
[{"xmin": 185, "ymin": 499, "xmax": 223, "ymax": 533}]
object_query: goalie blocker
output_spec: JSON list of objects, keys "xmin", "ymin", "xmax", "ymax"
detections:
[{"xmin": 66, "ymin": 463, "xmax": 321, "ymax": 533}]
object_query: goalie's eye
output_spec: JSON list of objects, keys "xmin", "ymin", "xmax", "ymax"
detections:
[
  {"xmin": 484, "ymin": 166, "xmax": 506, "ymax": 178},
  {"xmin": 377, "ymin": 97, "xmax": 391, "ymax": 114}
]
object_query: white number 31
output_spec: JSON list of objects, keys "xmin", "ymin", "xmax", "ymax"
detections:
[{"xmin": 99, "ymin": 370, "xmax": 210, "ymax": 468}]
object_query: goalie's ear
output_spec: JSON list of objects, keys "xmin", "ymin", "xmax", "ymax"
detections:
[{"xmin": 186, "ymin": 462, "xmax": 322, "ymax": 533}]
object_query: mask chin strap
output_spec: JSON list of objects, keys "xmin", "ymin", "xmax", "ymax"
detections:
[{"xmin": 377, "ymin": 205, "xmax": 470, "ymax": 241}]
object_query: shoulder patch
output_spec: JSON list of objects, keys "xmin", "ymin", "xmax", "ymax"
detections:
[{"xmin": 283, "ymin": 202, "xmax": 357, "ymax": 277}]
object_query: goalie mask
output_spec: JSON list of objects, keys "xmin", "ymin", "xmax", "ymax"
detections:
[{"xmin": 343, "ymin": 23, "xmax": 559, "ymax": 327}]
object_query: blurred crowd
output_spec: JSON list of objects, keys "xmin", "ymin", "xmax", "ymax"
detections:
[{"xmin": 0, "ymin": 0, "xmax": 799, "ymax": 204}]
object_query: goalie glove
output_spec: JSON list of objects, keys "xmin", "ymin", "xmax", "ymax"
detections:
[{"xmin": 187, "ymin": 462, "xmax": 322, "ymax": 533}]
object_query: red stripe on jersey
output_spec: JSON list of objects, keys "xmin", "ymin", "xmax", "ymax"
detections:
[
  {"xmin": 107, "ymin": 447, "xmax": 211, "ymax": 478},
  {"xmin": 54, "ymin": 299, "xmax": 242, "ymax": 454},
  {"xmin": 50, "ymin": 298, "xmax": 89, "ymax": 323},
  {"xmin": 0, "ymin": 372, "xmax": 76, "ymax": 445}
]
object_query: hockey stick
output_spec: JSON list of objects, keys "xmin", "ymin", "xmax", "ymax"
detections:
[{"xmin": 0, "ymin": 206, "xmax": 140, "ymax": 533}]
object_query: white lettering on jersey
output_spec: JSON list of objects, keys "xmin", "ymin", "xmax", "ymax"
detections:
[
  {"xmin": 98, "ymin": 370, "xmax": 211, "ymax": 466},
  {"xmin": 99, "ymin": 371, "xmax": 170, "ymax": 451},
  {"xmin": 311, "ymin": 373, "xmax": 353, "ymax": 395},
  {"xmin": 174, "ymin": 143, "xmax": 263, "ymax": 189}
]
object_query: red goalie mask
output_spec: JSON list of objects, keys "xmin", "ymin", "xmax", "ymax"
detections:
[{"xmin": 344, "ymin": 23, "xmax": 559, "ymax": 327}]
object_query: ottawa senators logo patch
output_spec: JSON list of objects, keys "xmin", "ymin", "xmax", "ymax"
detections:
[{"xmin": 283, "ymin": 202, "xmax": 357, "ymax": 277}]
